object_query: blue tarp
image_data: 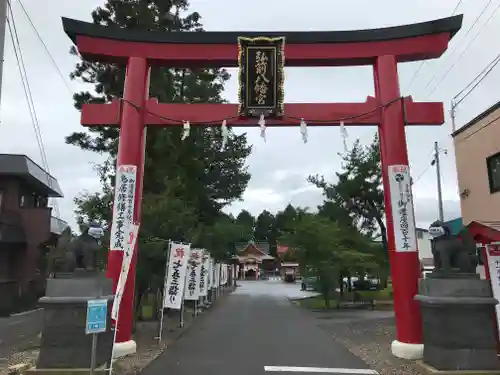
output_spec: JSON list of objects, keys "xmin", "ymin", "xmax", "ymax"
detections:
[{"xmin": 444, "ymin": 217, "xmax": 463, "ymax": 235}]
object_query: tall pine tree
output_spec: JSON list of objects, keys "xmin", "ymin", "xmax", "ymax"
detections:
[{"xmin": 67, "ymin": 0, "xmax": 252, "ymax": 315}]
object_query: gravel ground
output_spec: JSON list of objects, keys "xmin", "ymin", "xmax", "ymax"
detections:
[
  {"xmin": 302, "ymin": 308, "xmax": 423, "ymax": 375},
  {"xmin": 0, "ymin": 287, "xmax": 233, "ymax": 375},
  {"xmin": 1, "ymin": 334, "xmax": 40, "ymax": 372}
]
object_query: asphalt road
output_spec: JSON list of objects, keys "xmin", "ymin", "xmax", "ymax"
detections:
[
  {"xmin": 0, "ymin": 308, "xmax": 43, "ymax": 363},
  {"xmin": 141, "ymin": 280, "xmax": 378, "ymax": 375}
]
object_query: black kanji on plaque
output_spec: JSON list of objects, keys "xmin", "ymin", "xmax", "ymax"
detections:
[{"xmin": 237, "ymin": 36, "xmax": 285, "ymax": 118}]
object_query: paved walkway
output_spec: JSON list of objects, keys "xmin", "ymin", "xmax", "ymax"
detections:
[{"xmin": 142, "ymin": 281, "xmax": 377, "ymax": 375}]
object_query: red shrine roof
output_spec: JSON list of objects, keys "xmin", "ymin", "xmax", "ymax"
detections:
[
  {"xmin": 467, "ymin": 221, "xmax": 500, "ymax": 243},
  {"xmin": 233, "ymin": 241, "xmax": 274, "ymax": 261},
  {"xmin": 277, "ymin": 244, "xmax": 290, "ymax": 255}
]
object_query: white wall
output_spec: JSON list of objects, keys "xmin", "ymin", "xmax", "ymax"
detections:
[{"xmin": 417, "ymin": 230, "xmax": 433, "ymax": 260}]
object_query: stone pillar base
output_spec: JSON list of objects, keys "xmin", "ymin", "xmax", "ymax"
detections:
[
  {"xmin": 112, "ymin": 340, "xmax": 137, "ymax": 359},
  {"xmin": 391, "ymin": 340, "xmax": 424, "ymax": 359},
  {"xmin": 36, "ymin": 272, "xmax": 114, "ymax": 369},
  {"xmin": 415, "ymin": 274, "xmax": 500, "ymax": 371}
]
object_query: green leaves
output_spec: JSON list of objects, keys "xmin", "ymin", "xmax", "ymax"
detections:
[
  {"xmin": 279, "ymin": 212, "xmax": 373, "ymax": 302},
  {"xmin": 309, "ymin": 134, "xmax": 385, "ymax": 242},
  {"xmin": 68, "ymin": 1, "xmax": 253, "ymax": 313}
]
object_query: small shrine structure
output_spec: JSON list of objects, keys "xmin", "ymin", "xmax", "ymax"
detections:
[{"xmin": 232, "ymin": 241, "xmax": 274, "ymax": 279}]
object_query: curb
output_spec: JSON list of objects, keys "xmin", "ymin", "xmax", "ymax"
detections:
[
  {"xmin": 10, "ymin": 309, "xmax": 43, "ymax": 318},
  {"xmin": 415, "ymin": 361, "xmax": 500, "ymax": 375},
  {"xmin": 7, "ymin": 363, "xmax": 31, "ymax": 375}
]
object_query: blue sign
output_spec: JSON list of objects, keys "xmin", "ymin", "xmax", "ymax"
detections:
[{"xmin": 86, "ymin": 299, "xmax": 107, "ymax": 335}]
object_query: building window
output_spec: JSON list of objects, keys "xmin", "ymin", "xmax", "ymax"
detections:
[
  {"xmin": 19, "ymin": 194, "xmax": 26, "ymax": 208},
  {"xmin": 36, "ymin": 196, "xmax": 48, "ymax": 208},
  {"xmin": 487, "ymin": 152, "xmax": 500, "ymax": 193}
]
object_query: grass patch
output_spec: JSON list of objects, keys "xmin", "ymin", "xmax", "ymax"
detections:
[
  {"xmin": 295, "ymin": 286, "xmax": 393, "ymax": 310},
  {"xmin": 357, "ymin": 286, "xmax": 393, "ymax": 301},
  {"xmin": 296, "ymin": 296, "xmax": 339, "ymax": 309}
]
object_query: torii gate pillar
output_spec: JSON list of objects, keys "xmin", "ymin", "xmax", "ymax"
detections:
[{"xmin": 375, "ymin": 55, "xmax": 423, "ymax": 358}]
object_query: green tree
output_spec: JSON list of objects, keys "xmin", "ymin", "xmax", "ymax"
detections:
[
  {"xmin": 67, "ymin": 0, "xmax": 252, "ymax": 320},
  {"xmin": 253, "ymin": 210, "xmax": 278, "ymax": 255},
  {"xmin": 235, "ymin": 210, "xmax": 255, "ymax": 232},
  {"xmin": 274, "ymin": 204, "xmax": 297, "ymax": 235},
  {"xmin": 309, "ymin": 135, "xmax": 388, "ymax": 288},
  {"xmin": 280, "ymin": 213, "xmax": 374, "ymax": 308},
  {"xmin": 309, "ymin": 136, "xmax": 385, "ymax": 247}
]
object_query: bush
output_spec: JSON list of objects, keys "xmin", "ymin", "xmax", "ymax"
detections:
[{"xmin": 357, "ymin": 285, "xmax": 393, "ymax": 301}]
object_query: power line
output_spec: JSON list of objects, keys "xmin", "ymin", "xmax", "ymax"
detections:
[
  {"xmin": 451, "ymin": 0, "xmax": 465, "ymax": 15},
  {"xmin": 16, "ymin": 0, "xmax": 73, "ymax": 97},
  {"xmin": 422, "ymin": 0, "xmax": 498, "ymax": 97},
  {"xmin": 412, "ymin": 163, "xmax": 433, "ymax": 186},
  {"xmin": 411, "ymin": 147, "xmax": 436, "ymax": 186},
  {"xmin": 454, "ymin": 53, "xmax": 500, "ymax": 107},
  {"xmin": 6, "ymin": 0, "xmax": 60, "ymax": 217},
  {"xmin": 403, "ymin": 0, "xmax": 465, "ymax": 93},
  {"xmin": 453, "ymin": 52, "xmax": 500, "ymax": 101}
]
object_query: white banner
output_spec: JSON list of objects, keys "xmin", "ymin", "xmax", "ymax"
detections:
[
  {"xmin": 199, "ymin": 251, "xmax": 210, "ymax": 297},
  {"xmin": 111, "ymin": 222, "xmax": 140, "ymax": 320},
  {"xmin": 163, "ymin": 242, "xmax": 191, "ymax": 310},
  {"xmin": 184, "ymin": 249, "xmax": 203, "ymax": 300},
  {"xmin": 211, "ymin": 260, "xmax": 217, "ymax": 289},
  {"xmin": 388, "ymin": 164, "xmax": 417, "ymax": 252},
  {"xmin": 216, "ymin": 263, "xmax": 221, "ymax": 286},
  {"xmin": 222, "ymin": 264, "xmax": 227, "ymax": 285},
  {"xmin": 486, "ymin": 244, "xmax": 500, "ymax": 340},
  {"xmin": 110, "ymin": 165, "xmax": 137, "ymax": 252},
  {"xmin": 207, "ymin": 257, "xmax": 212, "ymax": 290}
]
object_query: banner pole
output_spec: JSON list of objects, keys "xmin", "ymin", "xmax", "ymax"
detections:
[
  {"xmin": 108, "ymin": 313, "xmax": 118, "ymax": 375},
  {"xmin": 180, "ymin": 263, "xmax": 188, "ymax": 328},
  {"xmin": 158, "ymin": 240, "xmax": 171, "ymax": 343}
]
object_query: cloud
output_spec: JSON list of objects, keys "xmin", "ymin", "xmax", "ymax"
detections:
[{"xmin": 3, "ymin": 0, "xmax": 496, "ymax": 233}]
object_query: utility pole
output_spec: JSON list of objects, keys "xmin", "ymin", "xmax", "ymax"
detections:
[
  {"xmin": 434, "ymin": 141, "xmax": 444, "ymax": 222},
  {"xmin": 450, "ymin": 99, "xmax": 457, "ymax": 133},
  {"xmin": 0, "ymin": 0, "xmax": 7, "ymax": 113}
]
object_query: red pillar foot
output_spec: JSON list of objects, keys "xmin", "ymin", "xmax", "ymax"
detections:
[{"xmin": 374, "ymin": 55, "xmax": 423, "ymax": 360}]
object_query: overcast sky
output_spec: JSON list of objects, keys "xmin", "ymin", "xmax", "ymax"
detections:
[{"xmin": 1, "ymin": 0, "xmax": 499, "ymax": 232}]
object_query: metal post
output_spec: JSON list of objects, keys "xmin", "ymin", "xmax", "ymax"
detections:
[
  {"xmin": 434, "ymin": 141, "xmax": 444, "ymax": 222},
  {"xmin": 0, "ymin": 0, "xmax": 7, "ymax": 112},
  {"xmin": 90, "ymin": 333, "xmax": 98, "ymax": 375}
]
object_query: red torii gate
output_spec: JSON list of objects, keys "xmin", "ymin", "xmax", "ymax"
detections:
[{"xmin": 62, "ymin": 15, "xmax": 462, "ymax": 359}]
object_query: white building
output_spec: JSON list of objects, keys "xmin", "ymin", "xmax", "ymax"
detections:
[
  {"xmin": 416, "ymin": 227, "xmax": 434, "ymax": 276},
  {"xmin": 373, "ymin": 228, "xmax": 434, "ymax": 271}
]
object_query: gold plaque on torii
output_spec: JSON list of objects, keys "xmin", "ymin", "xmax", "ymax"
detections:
[{"xmin": 237, "ymin": 36, "xmax": 285, "ymax": 118}]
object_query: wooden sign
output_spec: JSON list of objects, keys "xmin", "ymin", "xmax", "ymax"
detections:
[{"xmin": 237, "ymin": 36, "xmax": 285, "ymax": 118}]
